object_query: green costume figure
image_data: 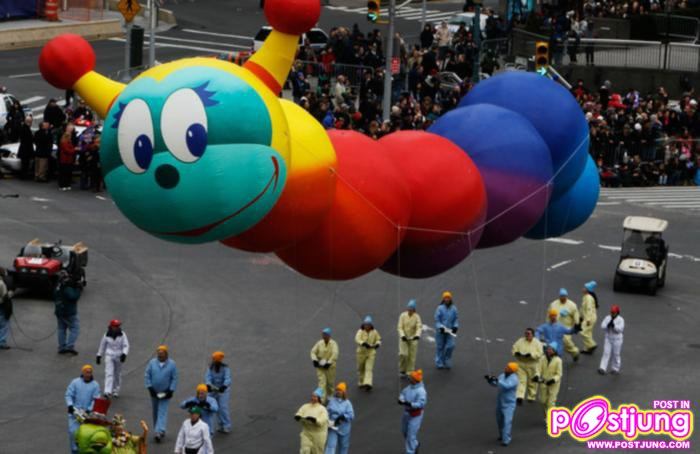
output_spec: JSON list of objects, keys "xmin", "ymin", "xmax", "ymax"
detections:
[{"xmin": 76, "ymin": 414, "xmax": 148, "ymax": 454}]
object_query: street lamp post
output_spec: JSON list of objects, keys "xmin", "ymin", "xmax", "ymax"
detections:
[
  {"xmin": 471, "ymin": 0, "xmax": 482, "ymax": 83},
  {"xmin": 148, "ymin": 0, "xmax": 156, "ymax": 67},
  {"xmin": 382, "ymin": 0, "xmax": 396, "ymax": 122}
]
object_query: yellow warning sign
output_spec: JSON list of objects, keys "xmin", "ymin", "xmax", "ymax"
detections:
[{"xmin": 118, "ymin": 0, "xmax": 141, "ymax": 23}]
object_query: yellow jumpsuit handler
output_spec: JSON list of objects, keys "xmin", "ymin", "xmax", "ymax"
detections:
[
  {"xmin": 355, "ymin": 315, "xmax": 381, "ymax": 390},
  {"xmin": 311, "ymin": 328, "xmax": 339, "ymax": 402},
  {"xmin": 547, "ymin": 288, "xmax": 581, "ymax": 361},
  {"xmin": 538, "ymin": 342, "xmax": 563, "ymax": 417},
  {"xmin": 511, "ymin": 328, "xmax": 544, "ymax": 404},
  {"xmin": 580, "ymin": 281, "xmax": 598, "ymax": 354},
  {"xmin": 398, "ymin": 299, "xmax": 423, "ymax": 376},
  {"xmin": 295, "ymin": 388, "xmax": 329, "ymax": 454}
]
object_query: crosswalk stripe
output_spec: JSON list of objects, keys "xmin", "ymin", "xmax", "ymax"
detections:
[
  {"xmin": 325, "ymin": 4, "xmax": 458, "ymax": 22},
  {"xmin": 402, "ymin": 11, "xmax": 455, "ymax": 20},
  {"xmin": 154, "ymin": 35, "xmax": 249, "ymax": 49},
  {"xmin": 605, "ymin": 196, "xmax": 700, "ymax": 200},
  {"xmin": 20, "ymin": 96, "xmax": 45, "ymax": 105},
  {"xmin": 643, "ymin": 201, "xmax": 700, "ymax": 206},
  {"xmin": 599, "ymin": 187, "xmax": 700, "ymax": 211},
  {"xmin": 181, "ymin": 28, "xmax": 253, "ymax": 41}
]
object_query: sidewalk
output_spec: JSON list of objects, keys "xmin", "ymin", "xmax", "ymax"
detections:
[{"xmin": 0, "ymin": 2, "xmax": 176, "ymax": 51}]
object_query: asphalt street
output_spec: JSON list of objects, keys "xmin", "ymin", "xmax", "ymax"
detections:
[{"xmin": 0, "ymin": 176, "xmax": 698, "ymax": 454}]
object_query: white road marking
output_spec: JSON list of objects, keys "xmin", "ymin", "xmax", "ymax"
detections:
[
  {"xmin": 109, "ymin": 38, "xmax": 240, "ymax": 54},
  {"xmin": 598, "ymin": 245, "xmax": 622, "ymax": 251},
  {"xmin": 30, "ymin": 196, "xmax": 51, "ymax": 202},
  {"xmin": 422, "ymin": 324, "xmax": 434, "ymax": 332},
  {"xmin": 181, "ymin": 28, "xmax": 253, "ymax": 41},
  {"xmin": 95, "ymin": 195, "xmax": 107, "ymax": 201},
  {"xmin": 325, "ymin": 5, "xmax": 458, "ymax": 22},
  {"xmin": 8, "ymin": 72, "xmax": 41, "ymax": 79},
  {"xmin": 151, "ymin": 34, "xmax": 250, "ymax": 49},
  {"xmin": 20, "ymin": 96, "xmax": 45, "ymax": 105},
  {"xmin": 495, "ymin": 338, "xmax": 505, "ymax": 342},
  {"xmin": 597, "ymin": 201, "xmax": 621, "ymax": 206},
  {"xmin": 545, "ymin": 238, "xmax": 584, "ymax": 245},
  {"xmin": 425, "ymin": 335, "xmax": 435, "ymax": 343},
  {"xmin": 547, "ymin": 259, "xmax": 573, "ymax": 271}
]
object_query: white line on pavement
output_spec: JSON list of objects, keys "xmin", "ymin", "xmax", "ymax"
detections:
[
  {"xmin": 7, "ymin": 72, "xmax": 41, "ymax": 79},
  {"xmin": 547, "ymin": 259, "xmax": 573, "ymax": 271},
  {"xmin": 597, "ymin": 201, "xmax": 621, "ymax": 206},
  {"xmin": 598, "ymin": 245, "xmax": 621, "ymax": 251},
  {"xmin": 545, "ymin": 238, "xmax": 584, "ymax": 245},
  {"xmin": 152, "ymin": 34, "xmax": 249, "ymax": 49},
  {"xmin": 180, "ymin": 28, "xmax": 253, "ymax": 41},
  {"xmin": 20, "ymin": 96, "xmax": 45, "ymax": 105},
  {"xmin": 401, "ymin": 12, "xmax": 455, "ymax": 20},
  {"xmin": 604, "ymin": 195, "xmax": 700, "ymax": 200},
  {"xmin": 642, "ymin": 201, "xmax": 700, "ymax": 206},
  {"xmin": 110, "ymin": 38, "xmax": 240, "ymax": 54}
]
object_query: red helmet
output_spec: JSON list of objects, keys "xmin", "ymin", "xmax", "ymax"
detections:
[
  {"xmin": 109, "ymin": 319, "xmax": 122, "ymax": 327},
  {"xmin": 610, "ymin": 305, "xmax": 620, "ymax": 314}
]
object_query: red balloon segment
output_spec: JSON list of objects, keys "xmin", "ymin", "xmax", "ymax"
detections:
[
  {"xmin": 276, "ymin": 130, "xmax": 412, "ymax": 280},
  {"xmin": 378, "ymin": 131, "xmax": 487, "ymax": 278}
]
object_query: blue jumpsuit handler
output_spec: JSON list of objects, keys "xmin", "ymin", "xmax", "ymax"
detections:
[
  {"xmin": 65, "ymin": 365, "xmax": 100, "ymax": 453},
  {"xmin": 485, "ymin": 363, "xmax": 520, "ymax": 446},
  {"xmin": 536, "ymin": 314, "xmax": 578, "ymax": 356},
  {"xmin": 399, "ymin": 370, "xmax": 427, "ymax": 454},
  {"xmin": 325, "ymin": 383, "xmax": 354, "ymax": 454},
  {"xmin": 434, "ymin": 291, "xmax": 459, "ymax": 369},
  {"xmin": 144, "ymin": 346, "xmax": 178, "ymax": 441},
  {"xmin": 205, "ymin": 351, "xmax": 232, "ymax": 433}
]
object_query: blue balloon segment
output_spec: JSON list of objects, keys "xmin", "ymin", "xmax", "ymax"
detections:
[
  {"xmin": 429, "ymin": 104, "xmax": 553, "ymax": 248},
  {"xmin": 525, "ymin": 155, "xmax": 600, "ymax": 239},
  {"xmin": 460, "ymin": 71, "xmax": 589, "ymax": 198}
]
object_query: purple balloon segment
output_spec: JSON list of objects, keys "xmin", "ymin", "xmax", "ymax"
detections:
[
  {"xmin": 429, "ymin": 104, "xmax": 553, "ymax": 248},
  {"xmin": 381, "ymin": 205, "xmax": 486, "ymax": 278}
]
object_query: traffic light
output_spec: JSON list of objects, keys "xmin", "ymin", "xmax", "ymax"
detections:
[
  {"xmin": 367, "ymin": 0, "xmax": 380, "ymax": 22},
  {"xmin": 535, "ymin": 41, "xmax": 549, "ymax": 72}
]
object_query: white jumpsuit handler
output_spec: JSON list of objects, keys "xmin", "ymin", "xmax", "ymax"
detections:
[
  {"xmin": 96, "ymin": 319, "xmax": 130, "ymax": 398},
  {"xmin": 599, "ymin": 305, "xmax": 625, "ymax": 375}
]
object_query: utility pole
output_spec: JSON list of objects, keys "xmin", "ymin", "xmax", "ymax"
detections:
[
  {"xmin": 382, "ymin": 0, "xmax": 396, "ymax": 122},
  {"xmin": 148, "ymin": 0, "xmax": 156, "ymax": 67},
  {"xmin": 124, "ymin": 21, "xmax": 132, "ymax": 81}
]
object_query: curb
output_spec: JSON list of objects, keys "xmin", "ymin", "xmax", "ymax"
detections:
[{"xmin": 0, "ymin": 19, "xmax": 123, "ymax": 50}]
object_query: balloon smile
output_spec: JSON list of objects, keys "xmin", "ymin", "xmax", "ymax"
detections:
[{"xmin": 153, "ymin": 156, "xmax": 280, "ymax": 238}]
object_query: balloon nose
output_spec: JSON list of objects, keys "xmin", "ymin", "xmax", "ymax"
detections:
[{"xmin": 155, "ymin": 164, "xmax": 179, "ymax": 189}]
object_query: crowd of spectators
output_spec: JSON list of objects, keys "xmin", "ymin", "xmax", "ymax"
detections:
[
  {"xmin": 1, "ymin": 93, "xmax": 103, "ymax": 192},
  {"xmin": 575, "ymin": 79, "xmax": 699, "ymax": 186}
]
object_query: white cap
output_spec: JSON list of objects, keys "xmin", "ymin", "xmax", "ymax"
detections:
[{"xmin": 634, "ymin": 123, "xmax": 642, "ymax": 131}]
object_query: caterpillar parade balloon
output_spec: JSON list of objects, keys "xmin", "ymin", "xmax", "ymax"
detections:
[{"xmin": 38, "ymin": 0, "xmax": 598, "ymax": 280}]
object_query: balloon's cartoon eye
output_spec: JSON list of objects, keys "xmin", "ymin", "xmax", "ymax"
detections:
[
  {"xmin": 117, "ymin": 99, "xmax": 154, "ymax": 174},
  {"xmin": 161, "ymin": 88, "xmax": 209, "ymax": 163}
]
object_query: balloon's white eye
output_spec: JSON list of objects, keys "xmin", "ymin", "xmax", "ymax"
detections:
[
  {"xmin": 117, "ymin": 99, "xmax": 154, "ymax": 174},
  {"xmin": 161, "ymin": 89, "xmax": 208, "ymax": 163}
]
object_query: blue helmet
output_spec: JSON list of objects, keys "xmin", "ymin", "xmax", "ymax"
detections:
[
  {"xmin": 322, "ymin": 327, "xmax": 332, "ymax": 336},
  {"xmin": 585, "ymin": 281, "xmax": 597, "ymax": 292},
  {"xmin": 407, "ymin": 299, "xmax": 417, "ymax": 310},
  {"xmin": 363, "ymin": 315, "xmax": 373, "ymax": 325},
  {"xmin": 559, "ymin": 288, "xmax": 568, "ymax": 297}
]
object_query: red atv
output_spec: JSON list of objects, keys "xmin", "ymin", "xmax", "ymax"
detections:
[{"xmin": 7, "ymin": 239, "xmax": 87, "ymax": 295}]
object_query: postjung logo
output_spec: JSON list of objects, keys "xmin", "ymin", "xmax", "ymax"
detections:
[{"xmin": 548, "ymin": 396, "xmax": 693, "ymax": 441}]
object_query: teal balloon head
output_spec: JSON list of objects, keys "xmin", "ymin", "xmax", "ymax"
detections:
[{"xmin": 99, "ymin": 60, "xmax": 289, "ymax": 243}]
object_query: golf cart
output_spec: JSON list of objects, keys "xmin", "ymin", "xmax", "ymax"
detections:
[{"xmin": 613, "ymin": 216, "xmax": 668, "ymax": 295}]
